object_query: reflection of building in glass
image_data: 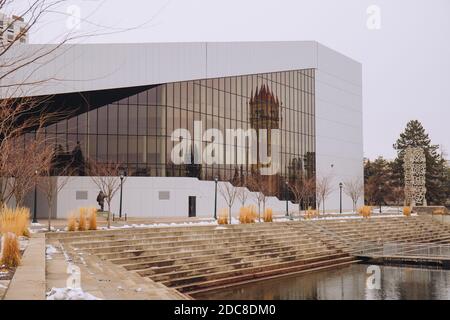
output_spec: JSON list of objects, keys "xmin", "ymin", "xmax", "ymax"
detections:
[
  {"xmin": 19, "ymin": 69, "xmax": 316, "ymax": 198},
  {"xmin": 2, "ymin": 41, "xmax": 363, "ymax": 218}
]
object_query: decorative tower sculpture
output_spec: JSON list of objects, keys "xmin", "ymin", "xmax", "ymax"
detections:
[{"xmin": 404, "ymin": 147, "xmax": 427, "ymax": 207}]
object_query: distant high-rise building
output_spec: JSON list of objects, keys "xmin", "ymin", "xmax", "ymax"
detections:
[{"xmin": 0, "ymin": 13, "xmax": 27, "ymax": 46}]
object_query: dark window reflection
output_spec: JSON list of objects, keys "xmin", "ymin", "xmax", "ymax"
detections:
[{"xmin": 31, "ymin": 69, "xmax": 315, "ymax": 198}]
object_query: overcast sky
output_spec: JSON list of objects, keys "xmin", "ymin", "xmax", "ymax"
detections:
[{"xmin": 11, "ymin": 0, "xmax": 450, "ymax": 160}]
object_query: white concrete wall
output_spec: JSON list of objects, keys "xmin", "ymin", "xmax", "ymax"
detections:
[
  {"xmin": 55, "ymin": 176, "xmax": 298, "ymax": 219},
  {"xmin": 315, "ymin": 43, "xmax": 364, "ymax": 212}
]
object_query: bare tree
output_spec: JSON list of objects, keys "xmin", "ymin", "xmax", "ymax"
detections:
[
  {"xmin": 89, "ymin": 161, "xmax": 125, "ymax": 228},
  {"xmin": 343, "ymin": 177, "xmax": 364, "ymax": 213},
  {"xmin": 247, "ymin": 175, "xmax": 270, "ymax": 222},
  {"xmin": 1, "ymin": 130, "xmax": 53, "ymax": 207},
  {"xmin": 218, "ymin": 182, "xmax": 238, "ymax": 223},
  {"xmin": 316, "ymin": 175, "xmax": 333, "ymax": 214},
  {"xmin": 39, "ymin": 161, "xmax": 73, "ymax": 231},
  {"xmin": 236, "ymin": 187, "xmax": 249, "ymax": 207}
]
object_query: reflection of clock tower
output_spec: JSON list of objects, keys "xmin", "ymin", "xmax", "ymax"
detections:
[{"xmin": 249, "ymin": 84, "xmax": 281, "ymax": 195}]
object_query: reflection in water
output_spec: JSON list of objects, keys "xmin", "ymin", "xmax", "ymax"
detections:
[{"xmin": 193, "ymin": 264, "xmax": 450, "ymax": 300}]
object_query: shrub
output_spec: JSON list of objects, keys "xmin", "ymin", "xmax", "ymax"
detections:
[
  {"xmin": 0, "ymin": 206, "xmax": 30, "ymax": 237},
  {"xmin": 218, "ymin": 208, "xmax": 228, "ymax": 225},
  {"xmin": 305, "ymin": 207, "xmax": 317, "ymax": 219},
  {"xmin": 239, "ymin": 206, "xmax": 256, "ymax": 224},
  {"xmin": 88, "ymin": 207, "xmax": 97, "ymax": 230},
  {"xmin": 67, "ymin": 213, "xmax": 77, "ymax": 232},
  {"xmin": 433, "ymin": 208, "xmax": 445, "ymax": 215},
  {"xmin": 0, "ymin": 232, "xmax": 21, "ymax": 268},
  {"xmin": 263, "ymin": 208, "xmax": 273, "ymax": 222},
  {"xmin": 78, "ymin": 208, "xmax": 87, "ymax": 231},
  {"xmin": 358, "ymin": 206, "xmax": 372, "ymax": 218},
  {"xmin": 403, "ymin": 206, "xmax": 412, "ymax": 217}
]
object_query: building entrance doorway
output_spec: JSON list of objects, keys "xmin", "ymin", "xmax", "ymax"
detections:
[{"xmin": 188, "ymin": 196, "xmax": 196, "ymax": 217}]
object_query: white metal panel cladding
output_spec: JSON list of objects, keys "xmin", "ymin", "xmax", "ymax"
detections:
[{"xmin": 1, "ymin": 41, "xmax": 358, "ymax": 99}]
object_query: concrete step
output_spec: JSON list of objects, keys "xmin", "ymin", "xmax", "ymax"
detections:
[
  {"xmin": 147, "ymin": 251, "xmax": 346, "ymax": 282},
  {"xmin": 172, "ymin": 256, "xmax": 356, "ymax": 293},
  {"xmin": 136, "ymin": 247, "xmax": 339, "ymax": 277},
  {"xmin": 120, "ymin": 243, "xmax": 336, "ymax": 272}
]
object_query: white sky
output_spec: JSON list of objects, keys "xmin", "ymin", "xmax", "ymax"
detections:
[{"xmin": 9, "ymin": 0, "xmax": 450, "ymax": 160}]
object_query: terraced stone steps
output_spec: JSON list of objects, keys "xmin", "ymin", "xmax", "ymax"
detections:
[
  {"xmin": 173, "ymin": 256, "xmax": 356, "ymax": 293},
  {"xmin": 79, "ymin": 228, "xmax": 318, "ymax": 259},
  {"xmin": 50, "ymin": 215, "xmax": 450, "ymax": 297}
]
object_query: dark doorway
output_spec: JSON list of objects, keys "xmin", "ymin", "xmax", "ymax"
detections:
[{"xmin": 188, "ymin": 196, "xmax": 196, "ymax": 217}]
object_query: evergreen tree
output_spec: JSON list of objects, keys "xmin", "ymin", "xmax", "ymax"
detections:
[
  {"xmin": 364, "ymin": 157, "xmax": 393, "ymax": 205},
  {"xmin": 393, "ymin": 120, "xmax": 447, "ymax": 205}
]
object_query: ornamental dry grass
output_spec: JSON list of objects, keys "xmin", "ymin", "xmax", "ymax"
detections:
[
  {"xmin": 305, "ymin": 208, "xmax": 318, "ymax": 219},
  {"xmin": 263, "ymin": 208, "xmax": 273, "ymax": 222},
  {"xmin": 403, "ymin": 206, "xmax": 412, "ymax": 217},
  {"xmin": 67, "ymin": 212, "xmax": 77, "ymax": 232},
  {"xmin": 239, "ymin": 206, "xmax": 256, "ymax": 224},
  {"xmin": 218, "ymin": 208, "xmax": 228, "ymax": 225},
  {"xmin": 0, "ymin": 206, "xmax": 30, "ymax": 237},
  {"xmin": 78, "ymin": 207, "xmax": 87, "ymax": 231},
  {"xmin": 358, "ymin": 206, "xmax": 372, "ymax": 218},
  {"xmin": 0, "ymin": 232, "xmax": 21, "ymax": 268},
  {"xmin": 88, "ymin": 207, "xmax": 97, "ymax": 230}
]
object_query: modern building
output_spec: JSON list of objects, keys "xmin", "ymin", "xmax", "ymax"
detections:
[
  {"xmin": 0, "ymin": 12, "xmax": 27, "ymax": 45},
  {"xmin": 1, "ymin": 41, "xmax": 363, "ymax": 218}
]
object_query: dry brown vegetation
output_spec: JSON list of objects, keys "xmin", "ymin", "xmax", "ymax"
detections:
[
  {"xmin": 218, "ymin": 208, "xmax": 229, "ymax": 225},
  {"xmin": 0, "ymin": 207, "xmax": 30, "ymax": 237},
  {"xmin": 403, "ymin": 206, "xmax": 412, "ymax": 217},
  {"xmin": 88, "ymin": 207, "xmax": 97, "ymax": 230},
  {"xmin": 239, "ymin": 206, "xmax": 257, "ymax": 224},
  {"xmin": 263, "ymin": 208, "xmax": 273, "ymax": 222},
  {"xmin": 67, "ymin": 213, "xmax": 77, "ymax": 232},
  {"xmin": 358, "ymin": 206, "xmax": 372, "ymax": 218},
  {"xmin": 78, "ymin": 207, "xmax": 87, "ymax": 231},
  {"xmin": 305, "ymin": 207, "xmax": 318, "ymax": 219},
  {"xmin": 0, "ymin": 232, "xmax": 20, "ymax": 268},
  {"xmin": 0, "ymin": 207, "xmax": 30, "ymax": 268}
]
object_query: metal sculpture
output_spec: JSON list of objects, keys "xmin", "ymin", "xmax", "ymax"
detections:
[{"xmin": 404, "ymin": 147, "xmax": 427, "ymax": 206}]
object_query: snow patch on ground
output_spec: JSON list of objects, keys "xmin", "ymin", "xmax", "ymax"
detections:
[
  {"xmin": 100, "ymin": 220, "xmax": 219, "ymax": 230},
  {"xmin": 46, "ymin": 287, "xmax": 101, "ymax": 300},
  {"xmin": 46, "ymin": 245, "xmax": 59, "ymax": 260}
]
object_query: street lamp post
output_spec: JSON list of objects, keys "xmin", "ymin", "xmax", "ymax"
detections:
[
  {"xmin": 378, "ymin": 185, "xmax": 382, "ymax": 214},
  {"xmin": 285, "ymin": 180, "xmax": 289, "ymax": 217},
  {"xmin": 32, "ymin": 170, "xmax": 38, "ymax": 223},
  {"xmin": 214, "ymin": 177, "xmax": 218, "ymax": 220},
  {"xmin": 339, "ymin": 182, "xmax": 343, "ymax": 214},
  {"xmin": 119, "ymin": 171, "xmax": 125, "ymax": 219}
]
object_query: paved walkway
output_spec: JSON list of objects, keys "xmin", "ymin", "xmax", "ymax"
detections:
[
  {"xmin": 4, "ymin": 234, "xmax": 46, "ymax": 300},
  {"xmin": 46, "ymin": 237, "xmax": 188, "ymax": 300}
]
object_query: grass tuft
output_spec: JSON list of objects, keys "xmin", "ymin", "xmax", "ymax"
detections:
[
  {"xmin": 263, "ymin": 208, "xmax": 273, "ymax": 222},
  {"xmin": 67, "ymin": 212, "xmax": 77, "ymax": 232},
  {"xmin": 0, "ymin": 206, "xmax": 30, "ymax": 237},
  {"xmin": 218, "ymin": 208, "xmax": 228, "ymax": 225},
  {"xmin": 239, "ymin": 206, "xmax": 256, "ymax": 224},
  {"xmin": 358, "ymin": 206, "xmax": 372, "ymax": 218},
  {"xmin": 403, "ymin": 206, "xmax": 412, "ymax": 217},
  {"xmin": 305, "ymin": 207, "xmax": 318, "ymax": 219},
  {"xmin": 88, "ymin": 207, "xmax": 97, "ymax": 230},
  {"xmin": 0, "ymin": 232, "xmax": 21, "ymax": 268},
  {"xmin": 78, "ymin": 208, "xmax": 87, "ymax": 231}
]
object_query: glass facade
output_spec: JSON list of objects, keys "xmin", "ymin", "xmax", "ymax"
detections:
[{"xmin": 22, "ymin": 69, "xmax": 316, "ymax": 198}]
